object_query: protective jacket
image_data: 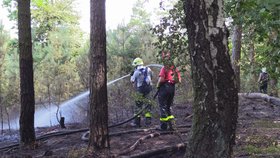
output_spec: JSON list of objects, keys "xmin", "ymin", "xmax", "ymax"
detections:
[{"xmin": 157, "ymin": 66, "xmax": 181, "ymax": 130}]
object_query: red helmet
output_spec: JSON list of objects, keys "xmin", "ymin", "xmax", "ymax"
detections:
[{"xmin": 161, "ymin": 51, "xmax": 171, "ymax": 60}]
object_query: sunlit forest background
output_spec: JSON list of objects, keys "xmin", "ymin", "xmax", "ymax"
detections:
[{"xmin": 0, "ymin": 0, "xmax": 279, "ymax": 130}]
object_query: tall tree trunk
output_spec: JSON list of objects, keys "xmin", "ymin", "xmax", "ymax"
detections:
[
  {"xmin": 270, "ymin": 79, "xmax": 278, "ymax": 97},
  {"xmin": 0, "ymin": 57, "xmax": 3, "ymax": 134},
  {"xmin": 0, "ymin": 105, "xmax": 3, "ymax": 134},
  {"xmin": 18, "ymin": 0, "xmax": 36, "ymax": 146},
  {"xmin": 248, "ymin": 41, "xmax": 258, "ymax": 91},
  {"xmin": 184, "ymin": 0, "xmax": 238, "ymax": 157},
  {"xmin": 268, "ymin": 30, "xmax": 278, "ymax": 97},
  {"xmin": 47, "ymin": 83, "xmax": 52, "ymax": 126},
  {"xmin": 231, "ymin": 24, "xmax": 242, "ymax": 92},
  {"xmin": 5, "ymin": 107, "xmax": 11, "ymax": 133},
  {"xmin": 89, "ymin": 0, "xmax": 109, "ymax": 152}
]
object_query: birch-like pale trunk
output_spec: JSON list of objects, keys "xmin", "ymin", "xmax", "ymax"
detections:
[{"xmin": 184, "ymin": 0, "xmax": 238, "ymax": 157}]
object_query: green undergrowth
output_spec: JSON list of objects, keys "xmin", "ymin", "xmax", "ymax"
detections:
[
  {"xmin": 67, "ymin": 147, "xmax": 88, "ymax": 157},
  {"xmin": 241, "ymin": 120, "xmax": 280, "ymax": 155},
  {"xmin": 245, "ymin": 145, "xmax": 280, "ymax": 155}
]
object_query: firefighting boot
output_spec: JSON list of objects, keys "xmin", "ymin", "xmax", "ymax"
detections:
[
  {"xmin": 167, "ymin": 121, "xmax": 174, "ymax": 131},
  {"xmin": 145, "ymin": 117, "xmax": 151, "ymax": 126},
  {"xmin": 160, "ymin": 121, "xmax": 167, "ymax": 131},
  {"xmin": 136, "ymin": 117, "xmax": 141, "ymax": 127},
  {"xmin": 131, "ymin": 117, "xmax": 141, "ymax": 127}
]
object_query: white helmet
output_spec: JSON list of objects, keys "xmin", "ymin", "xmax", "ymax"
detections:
[{"xmin": 262, "ymin": 67, "xmax": 266, "ymax": 73}]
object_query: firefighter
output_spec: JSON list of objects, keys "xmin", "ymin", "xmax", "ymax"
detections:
[
  {"xmin": 258, "ymin": 67, "xmax": 269, "ymax": 94},
  {"xmin": 130, "ymin": 57, "xmax": 153, "ymax": 127},
  {"xmin": 156, "ymin": 51, "xmax": 181, "ymax": 130}
]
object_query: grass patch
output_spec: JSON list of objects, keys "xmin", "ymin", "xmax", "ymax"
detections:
[
  {"xmin": 254, "ymin": 120, "xmax": 280, "ymax": 128},
  {"xmin": 67, "ymin": 147, "xmax": 88, "ymax": 157},
  {"xmin": 244, "ymin": 135, "xmax": 280, "ymax": 155},
  {"xmin": 245, "ymin": 135, "xmax": 278, "ymax": 148},
  {"xmin": 245, "ymin": 145, "xmax": 280, "ymax": 154}
]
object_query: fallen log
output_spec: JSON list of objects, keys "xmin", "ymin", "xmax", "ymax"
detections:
[
  {"xmin": 238, "ymin": 93, "xmax": 280, "ymax": 106},
  {"xmin": 115, "ymin": 129, "xmax": 189, "ymax": 157},
  {"xmin": 81, "ymin": 125, "xmax": 192, "ymax": 141},
  {"xmin": 117, "ymin": 132, "xmax": 161, "ymax": 156},
  {"xmin": 119, "ymin": 142, "xmax": 186, "ymax": 158}
]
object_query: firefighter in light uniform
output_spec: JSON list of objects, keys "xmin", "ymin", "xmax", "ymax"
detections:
[{"xmin": 130, "ymin": 57, "xmax": 153, "ymax": 127}]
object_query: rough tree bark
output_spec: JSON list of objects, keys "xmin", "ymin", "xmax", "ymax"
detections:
[
  {"xmin": 184, "ymin": 0, "xmax": 238, "ymax": 157},
  {"xmin": 270, "ymin": 79, "xmax": 278, "ymax": 97},
  {"xmin": 231, "ymin": 0, "xmax": 242, "ymax": 92},
  {"xmin": 231, "ymin": 24, "xmax": 242, "ymax": 92},
  {"xmin": 0, "ymin": 44, "xmax": 3, "ymax": 134},
  {"xmin": 18, "ymin": 0, "xmax": 36, "ymax": 146},
  {"xmin": 88, "ymin": 0, "xmax": 109, "ymax": 152},
  {"xmin": 0, "ymin": 105, "xmax": 3, "ymax": 134},
  {"xmin": 248, "ymin": 39, "xmax": 258, "ymax": 91}
]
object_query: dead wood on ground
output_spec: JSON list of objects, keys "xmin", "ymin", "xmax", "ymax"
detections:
[{"xmin": 239, "ymin": 93, "xmax": 280, "ymax": 106}]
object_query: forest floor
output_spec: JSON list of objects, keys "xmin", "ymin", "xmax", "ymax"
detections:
[{"xmin": 1, "ymin": 94, "xmax": 280, "ymax": 158}]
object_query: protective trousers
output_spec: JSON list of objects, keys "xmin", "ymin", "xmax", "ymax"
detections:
[
  {"xmin": 259, "ymin": 82, "xmax": 268, "ymax": 94},
  {"xmin": 133, "ymin": 84, "xmax": 152, "ymax": 127},
  {"xmin": 158, "ymin": 82, "xmax": 175, "ymax": 130}
]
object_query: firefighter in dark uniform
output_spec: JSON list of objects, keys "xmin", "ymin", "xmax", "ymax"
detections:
[
  {"xmin": 156, "ymin": 51, "xmax": 181, "ymax": 130},
  {"xmin": 258, "ymin": 67, "xmax": 269, "ymax": 94}
]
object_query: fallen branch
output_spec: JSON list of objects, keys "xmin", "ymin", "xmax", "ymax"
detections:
[
  {"xmin": 184, "ymin": 114, "xmax": 193, "ymax": 121},
  {"xmin": 82, "ymin": 124, "xmax": 192, "ymax": 141},
  {"xmin": 117, "ymin": 132, "xmax": 161, "ymax": 156},
  {"xmin": 239, "ymin": 93, "xmax": 280, "ymax": 106},
  {"xmin": 115, "ymin": 129, "xmax": 189, "ymax": 157},
  {"xmin": 119, "ymin": 142, "xmax": 186, "ymax": 158}
]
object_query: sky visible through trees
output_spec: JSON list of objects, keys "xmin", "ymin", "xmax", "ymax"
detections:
[{"xmin": 0, "ymin": 0, "xmax": 162, "ymax": 36}]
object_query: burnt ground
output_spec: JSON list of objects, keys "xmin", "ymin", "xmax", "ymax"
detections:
[{"xmin": 1, "ymin": 95, "xmax": 280, "ymax": 158}]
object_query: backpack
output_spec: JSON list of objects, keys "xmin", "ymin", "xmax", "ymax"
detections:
[
  {"xmin": 139, "ymin": 67, "xmax": 150, "ymax": 86},
  {"xmin": 137, "ymin": 67, "xmax": 152, "ymax": 94}
]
